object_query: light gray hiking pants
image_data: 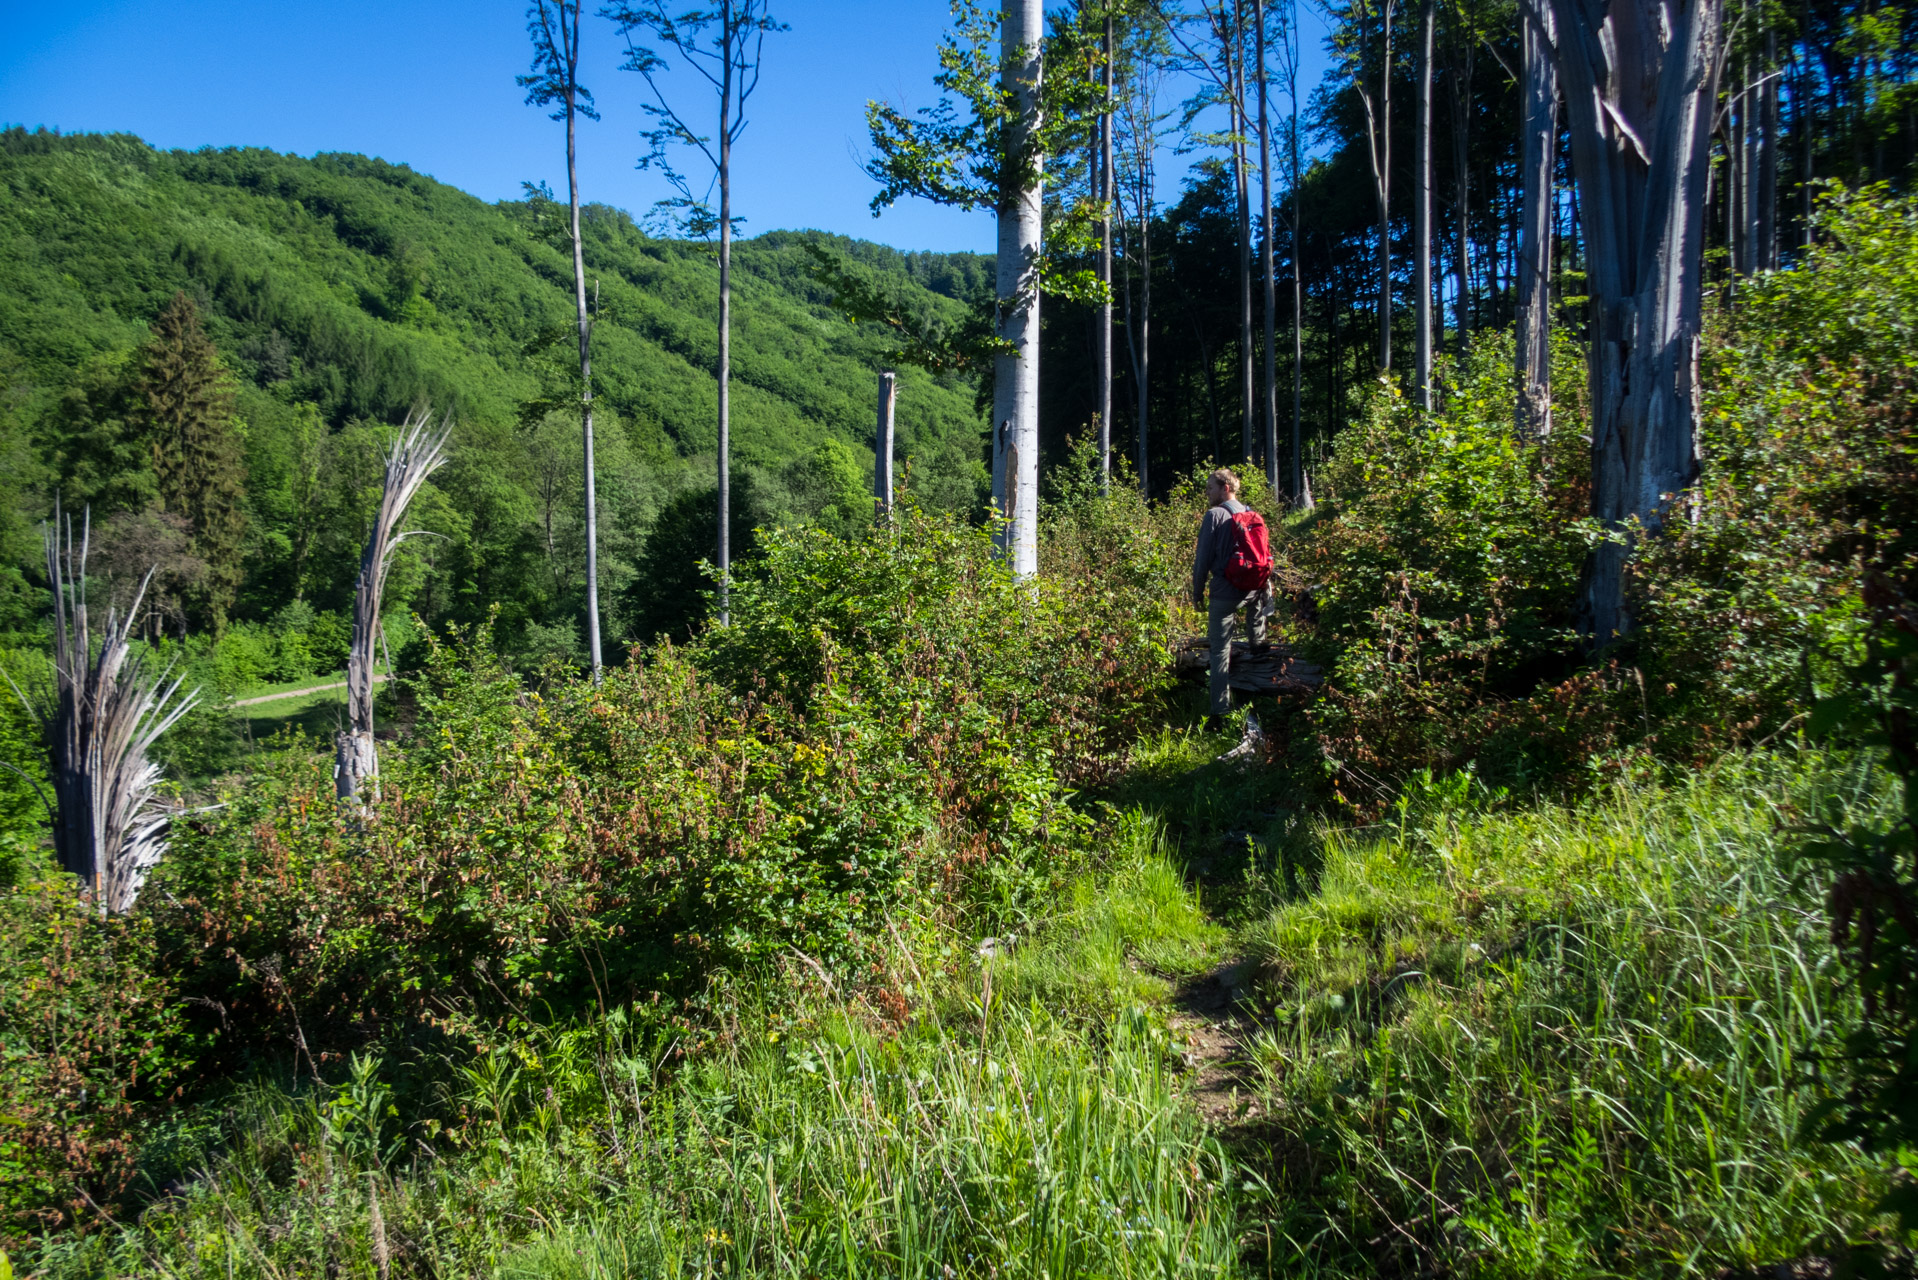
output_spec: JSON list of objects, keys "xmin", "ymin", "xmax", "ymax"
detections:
[{"xmin": 1207, "ymin": 586, "xmax": 1270, "ymax": 717}]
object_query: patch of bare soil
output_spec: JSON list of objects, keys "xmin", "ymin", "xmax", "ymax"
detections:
[{"xmin": 1169, "ymin": 959, "xmax": 1266, "ymax": 1127}]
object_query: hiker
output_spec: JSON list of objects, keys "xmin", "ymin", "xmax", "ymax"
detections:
[{"xmin": 1190, "ymin": 467, "xmax": 1274, "ymax": 733}]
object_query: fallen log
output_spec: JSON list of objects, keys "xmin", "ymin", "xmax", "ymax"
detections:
[{"xmin": 1172, "ymin": 636, "xmax": 1324, "ymax": 696}]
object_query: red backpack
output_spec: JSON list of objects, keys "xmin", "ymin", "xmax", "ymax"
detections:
[{"xmin": 1222, "ymin": 509, "xmax": 1273, "ymax": 592}]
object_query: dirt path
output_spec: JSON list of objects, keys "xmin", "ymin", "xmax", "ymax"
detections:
[
  {"xmin": 1171, "ymin": 959, "xmax": 1267, "ymax": 1127},
  {"xmin": 232, "ymin": 673, "xmax": 386, "ymax": 708}
]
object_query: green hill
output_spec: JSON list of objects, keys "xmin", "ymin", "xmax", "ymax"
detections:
[{"xmin": 0, "ymin": 127, "xmax": 991, "ymax": 650}]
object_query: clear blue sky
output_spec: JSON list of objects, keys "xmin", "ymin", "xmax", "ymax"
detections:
[{"xmin": 0, "ymin": 0, "xmax": 1328, "ymax": 255}]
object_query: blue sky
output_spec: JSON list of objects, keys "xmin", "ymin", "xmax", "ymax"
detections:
[{"xmin": 0, "ymin": 0, "xmax": 1329, "ymax": 255}]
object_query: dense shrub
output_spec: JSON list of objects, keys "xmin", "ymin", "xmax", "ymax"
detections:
[
  {"xmin": 0, "ymin": 868, "xmax": 185, "ymax": 1236},
  {"xmin": 1634, "ymin": 188, "xmax": 1918, "ymax": 759},
  {"xmin": 1287, "ymin": 189, "xmax": 1918, "ymax": 812},
  {"xmin": 146, "ymin": 504, "xmax": 1171, "ymax": 1069},
  {"xmin": 1289, "ymin": 334, "xmax": 1618, "ymax": 809}
]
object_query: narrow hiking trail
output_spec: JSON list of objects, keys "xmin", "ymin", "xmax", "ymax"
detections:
[{"xmin": 1171, "ymin": 959, "xmax": 1267, "ymax": 1128}]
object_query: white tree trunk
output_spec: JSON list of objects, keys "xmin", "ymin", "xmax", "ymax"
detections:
[
  {"xmin": 1414, "ymin": 0, "xmax": 1435, "ymax": 410},
  {"xmin": 1099, "ymin": 12, "xmax": 1114, "ymax": 494},
  {"xmin": 994, "ymin": 0, "xmax": 1043, "ymax": 579},
  {"xmin": 1257, "ymin": 0, "xmax": 1280, "ymax": 492},
  {"xmin": 1516, "ymin": 0, "xmax": 1557, "ymax": 438},
  {"xmin": 717, "ymin": 50, "xmax": 735, "ymax": 622},
  {"xmin": 1550, "ymin": 0, "xmax": 1723, "ymax": 644},
  {"xmin": 564, "ymin": 62, "xmax": 603, "ymax": 682}
]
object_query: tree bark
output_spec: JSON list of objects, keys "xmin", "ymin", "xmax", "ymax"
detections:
[
  {"xmin": 875, "ymin": 370, "xmax": 897, "ymax": 518},
  {"xmin": 717, "ymin": 6, "xmax": 735, "ymax": 622},
  {"xmin": 1760, "ymin": 23, "xmax": 1778, "ymax": 269},
  {"xmin": 1449, "ymin": 21, "xmax": 1474, "ymax": 351},
  {"xmin": 1361, "ymin": 0, "xmax": 1397, "ymax": 370},
  {"xmin": 1516, "ymin": 0, "xmax": 1557, "ymax": 438},
  {"xmin": 1414, "ymin": 0, "xmax": 1435, "ymax": 410},
  {"xmin": 1289, "ymin": 0, "xmax": 1307, "ymax": 507},
  {"xmin": 1230, "ymin": 12, "xmax": 1256, "ymax": 464},
  {"xmin": 1550, "ymin": 0, "xmax": 1724, "ymax": 645},
  {"xmin": 1257, "ymin": 0, "xmax": 1280, "ymax": 491},
  {"xmin": 995, "ymin": 0, "xmax": 1043, "ymax": 577},
  {"xmin": 1100, "ymin": 10, "xmax": 1115, "ymax": 493}
]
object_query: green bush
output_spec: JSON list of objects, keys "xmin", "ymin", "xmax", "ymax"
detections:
[
  {"xmin": 149, "ymin": 504, "xmax": 1172, "ymax": 1067},
  {"xmin": 1632, "ymin": 187, "xmax": 1918, "ymax": 761},
  {"xmin": 0, "ymin": 869, "xmax": 187, "ymax": 1239},
  {"xmin": 1291, "ymin": 334, "xmax": 1610, "ymax": 810}
]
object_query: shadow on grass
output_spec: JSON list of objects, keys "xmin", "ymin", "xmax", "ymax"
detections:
[
  {"xmin": 239, "ymin": 691, "xmax": 349, "ymax": 750},
  {"xmin": 1089, "ymin": 680, "xmax": 1323, "ymax": 924}
]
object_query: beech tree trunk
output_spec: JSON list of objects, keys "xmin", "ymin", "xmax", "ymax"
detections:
[
  {"xmin": 994, "ymin": 0, "xmax": 1043, "ymax": 578},
  {"xmin": 1516, "ymin": 0, "xmax": 1557, "ymax": 438},
  {"xmin": 1289, "ymin": 0, "xmax": 1307, "ymax": 507},
  {"xmin": 337, "ymin": 413, "xmax": 448, "ymax": 803},
  {"xmin": 1449, "ymin": 25, "xmax": 1474, "ymax": 351},
  {"xmin": 1414, "ymin": 0, "xmax": 1435, "ymax": 410},
  {"xmin": 717, "ymin": 37, "xmax": 735, "ymax": 622},
  {"xmin": 1100, "ymin": 11, "xmax": 1115, "ymax": 492},
  {"xmin": 1231, "ymin": 26, "xmax": 1255, "ymax": 464},
  {"xmin": 1257, "ymin": 0, "xmax": 1280, "ymax": 491},
  {"xmin": 1550, "ymin": 0, "xmax": 1724, "ymax": 645},
  {"xmin": 1362, "ymin": 0, "xmax": 1396, "ymax": 370}
]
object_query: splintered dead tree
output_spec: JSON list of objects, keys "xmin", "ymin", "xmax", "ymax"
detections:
[
  {"xmin": 1547, "ymin": 0, "xmax": 1724, "ymax": 643},
  {"xmin": 607, "ymin": 0, "xmax": 785, "ymax": 621},
  {"xmin": 335, "ymin": 412, "xmax": 450, "ymax": 803},
  {"xmin": 4, "ymin": 509, "xmax": 199, "ymax": 914},
  {"xmin": 521, "ymin": 0, "xmax": 606, "ymax": 681}
]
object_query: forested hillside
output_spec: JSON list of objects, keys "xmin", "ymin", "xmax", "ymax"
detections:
[{"xmin": 0, "ymin": 127, "xmax": 990, "ymax": 655}]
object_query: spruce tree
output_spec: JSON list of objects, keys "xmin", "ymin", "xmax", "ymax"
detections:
[{"xmin": 133, "ymin": 292, "xmax": 247, "ymax": 630}]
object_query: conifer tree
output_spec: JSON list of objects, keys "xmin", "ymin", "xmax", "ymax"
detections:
[{"xmin": 132, "ymin": 292, "xmax": 247, "ymax": 630}]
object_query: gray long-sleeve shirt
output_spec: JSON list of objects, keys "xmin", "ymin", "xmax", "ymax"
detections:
[{"xmin": 1191, "ymin": 498, "xmax": 1249, "ymax": 605}]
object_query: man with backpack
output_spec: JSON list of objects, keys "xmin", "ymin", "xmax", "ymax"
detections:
[{"xmin": 1190, "ymin": 467, "xmax": 1274, "ymax": 733}]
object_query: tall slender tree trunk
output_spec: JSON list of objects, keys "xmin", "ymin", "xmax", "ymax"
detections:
[
  {"xmin": 1230, "ymin": 10, "xmax": 1255, "ymax": 464},
  {"xmin": 717, "ymin": 38, "xmax": 734, "ymax": 623},
  {"xmin": 1450, "ymin": 28, "xmax": 1473, "ymax": 352},
  {"xmin": 1257, "ymin": 0, "xmax": 1280, "ymax": 492},
  {"xmin": 1516, "ymin": 0, "xmax": 1557, "ymax": 438},
  {"xmin": 1761, "ymin": 24, "xmax": 1778, "ymax": 268},
  {"xmin": 995, "ymin": 0, "xmax": 1043, "ymax": 577},
  {"xmin": 1290, "ymin": 0, "xmax": 1307, "ymax": 507},
  {"xmin": 1365, "ymin": 0, "xmax": 1397, "ymax": 370},
  {"xmin": 1099, "ymin": 10, "xmax": 1115, "ymax": 492},
  {"xmin": 556, "ymin": 16, "xmax": 603, "ymax": 678},
  {"xmin": 1551, "ymin": 0, "xmax": 1724, "ymax": 644},
  {"xmin": 1414, "ymin": 0, "xmax": 1435, "ymax": 410}
]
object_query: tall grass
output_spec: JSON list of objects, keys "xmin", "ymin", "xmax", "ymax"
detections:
[
  {"xmin": 51, "ymin": 820, "xmax": 1240, "ymax": 1280},
  {"xmin": 1239, "ymin": 750, "xmax": 1896, "ymax": 1277}
]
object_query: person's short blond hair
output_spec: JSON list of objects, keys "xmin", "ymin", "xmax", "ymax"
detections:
[{"xmin": 1207, "ymin": 467, "xmax": 1241, "ymax": 494}]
